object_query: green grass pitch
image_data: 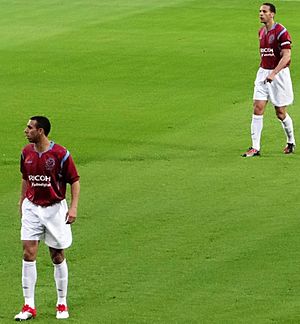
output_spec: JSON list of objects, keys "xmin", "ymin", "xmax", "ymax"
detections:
[{"xmin": 1, "ymin": 0, "xmax": 300, "ymax": 322}]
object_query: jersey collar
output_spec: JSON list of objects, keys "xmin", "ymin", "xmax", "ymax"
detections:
[
  {"xmin": 34, "ymin": 140, "xmax": 55, "ymax": 157},
  {"xmin": 265, "ymin": 23, "xmax": 277, "ymax": 33}
]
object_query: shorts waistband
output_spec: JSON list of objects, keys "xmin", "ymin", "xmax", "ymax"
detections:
[{"xmin": 26, "ymin": 198, "xmax": 63, "ymax": 208}]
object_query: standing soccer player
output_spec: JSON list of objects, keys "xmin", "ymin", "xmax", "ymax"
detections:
[
  {"xmin": 14, "ymin": 116, "xmax": 80, "ymax": 321},
  {"xmin": 242, "ymin": 3, "xmax": 296, "ymax": 157}
]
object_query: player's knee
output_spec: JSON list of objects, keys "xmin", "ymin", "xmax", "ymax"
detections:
[
  {"xmin": 253, "ymin": 105, "xmax": 264, "ymax": 115},
  {"xmin": 275, "ymin": 110, "xmax": 286, "ymax": 121},
  {"xmin": 52, "ymin": 255, "xmax": 65, "ymax": 264},
  {"xmin": 23, "ymin": 250, "xmax": 36, "ymax": 261},
  {"xmin": 22, "ymin": 242, "xmax": 38, "ymax": 261},
  {"xmin": 50, "ymin": 249, "xmax": 65, "ymax": 264}
]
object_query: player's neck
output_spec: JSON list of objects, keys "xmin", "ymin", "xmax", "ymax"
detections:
[
  {"xmin": 265, "ymin": 20, "xmax": 275, "ymax": 31},
  {"xmin": 34, "ymin": 137, "xmax": 51, "ymax": 153}
]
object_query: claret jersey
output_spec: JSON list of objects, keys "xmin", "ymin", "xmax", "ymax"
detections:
[
  {"xmin": 259, "ymin": 23, "xmax": 292, "ymax": 69},
  {"xmin": 20, "ymin": 141, "xmax": 80, "ymax": 207}
]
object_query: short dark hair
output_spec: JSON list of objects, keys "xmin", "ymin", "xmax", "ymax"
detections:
[
  {"xmin": 263, "ymin": 3, "xmax": 276, "ymax": 13},
  {"xmin": 30, "ymin": 116, "xmax": 51, "ymax": 136}
]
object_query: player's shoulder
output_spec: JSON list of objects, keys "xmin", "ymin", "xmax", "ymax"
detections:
[
  {"xmin": 50, "ymin": 142, "xmax": 72, "ymax": 163},
  {"xmin": 274, "ymin": 23, "xmax": 288, "ymax": 33},
  {"xmin": 22, "ymin": 143, "xmax": 34, "ymax": 155},
  {"xmin": 51, "ymin": 142, "xmax": 68, "ymax": 155},
  {"xmin": 258, "ymin": 26, "xmax": 266, "ymax": 38}
]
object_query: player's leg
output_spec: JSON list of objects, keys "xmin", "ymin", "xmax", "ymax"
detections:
[
  {"xmin": 268, "ymin": 67, "xmax": 295, "ymax": 153},
  {"xmin": 275, "ymin": 106, "xmax": 296, "ymax": 153},
  {"xmin": 15, "ymin": 198, "xmax": 43, "ymax": 321},
  {"xmin": 43, "ymin": 200, "xmax": 72, "ymax": 318},
  {"xmin": 252, "ymin": 100, "xmax": 267, "ymax": 150},
  {"xmin": 22, "ymin": 240, "xmax": 39, "ymax": 305},
  {"xmin": 22, "ymin": 241, "xmax": 38, "ymax": 308},
  {"xmin": 49, "ymin": 248, "xmax": 70, "ymax": 319},
  {"xmin": 14, "ymin": 240, "xmax": 39, "ymax": 321},
  {"xmin": 243, "ymin": 67, "xmax": 269, "ymax": 157},
  {"xmin": 242, "ymin": 100, "xmax": 267, "ymax": 157}
]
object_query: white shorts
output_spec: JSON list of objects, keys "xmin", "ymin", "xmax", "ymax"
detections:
[
  {"xmin": 21, "ymin": 198, "xmax": 72, "ymax": 249},
  {"xmin": 253, "ymin": 67, "xmax": 294, "ymax": 107}
]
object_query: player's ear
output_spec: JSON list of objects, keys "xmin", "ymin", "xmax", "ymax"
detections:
[{"xmin": 38, "ymin": 127, "xmax": 45, "ymax": 135}]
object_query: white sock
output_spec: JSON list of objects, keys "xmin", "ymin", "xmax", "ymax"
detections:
[
  {"xmin": 281, "ymin": 114, "xmax": 295, "ymax": 145},
  {"xmin": 22, "ymin": 260, "xmax": 37, "ymax": 308},
  {"xmin": 54, "ymin": 259, "xmax": 68, "ymax": 306},
  {"xmin": 251, "ymin": 114, "xmax": 263, "ymax": 151}
]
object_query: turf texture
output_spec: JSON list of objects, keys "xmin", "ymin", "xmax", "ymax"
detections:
[{"xmin": 1, "ymin": 0, "xmax": 300, "ymax": 322}]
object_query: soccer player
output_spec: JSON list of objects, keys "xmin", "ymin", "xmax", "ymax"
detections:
[
  {"xmin": 14, "ymin": 116, "xmax": 80, "ymax": 321},
  {"xmin": 242, "ymin": 3, "xmax": 296, "ymax": 157}
]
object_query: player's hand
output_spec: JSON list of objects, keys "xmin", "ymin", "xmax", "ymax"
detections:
[
  {"xmin": 264, "ymin": 73, "xmax": 276, "ymax": 83},
  {"xmin": 265, "ymin": 77, "xmax": 273, "ymax": 83},
  {"xmin": 65, "ymin": 208, "xmax": 77, "ymax": 224}
]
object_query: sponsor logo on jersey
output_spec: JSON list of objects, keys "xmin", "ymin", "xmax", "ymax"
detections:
[
  {"xmin": 45, "ymin": 158, "xmax": 55, "ymax": 171},
  {"xmin": 260, "ymin": 48, "xmax": 275, "ymax": 57},
  {"xmin": 28, "ymin": 175, "xmax": 51, "ymax": 187}
]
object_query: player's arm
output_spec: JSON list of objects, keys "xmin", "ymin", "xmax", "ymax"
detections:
[
  {"xmin": 19, "ymin": 179, "xmax": 27, "ymax": 216},
  {"xmin": 66, "ymin": 180, "xmax": 80, "ymax": 224},
  {"xmin": 266, "ymin": 48, "xmax": 291, "ymax": 82}
]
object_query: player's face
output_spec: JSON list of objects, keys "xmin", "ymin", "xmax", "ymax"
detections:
[
  {"xmin": 24, "ymin": 120, "xmax": 42, "ymax": 143},
  {"xmin": 259, "ymin": 5, "xmax": 274, "ymax": 24}
]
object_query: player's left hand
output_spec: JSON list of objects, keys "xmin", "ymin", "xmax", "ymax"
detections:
[
  {"xmin": 264, "ymin": 73, "xmax": 276, "ymax": 83},
  {"xmin": 65, "ymin": 208, "xmax": 77, "ymax": 224}
]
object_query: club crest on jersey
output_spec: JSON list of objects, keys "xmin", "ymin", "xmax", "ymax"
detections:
[
  {"xmin": 45, "ymin": 158, "xmax": 55, "ymax": 170},
  {"xmin": 268, "ymin": 34, "xmax": 275, "ymax": 44}
]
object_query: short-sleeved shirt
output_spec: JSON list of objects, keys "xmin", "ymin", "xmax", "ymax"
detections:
[
  {"xmin": 20, "ymin": 141, "xmax": 80, "ymax": 207},
  {"xmin": 259, "ymin": 23, "xmax": 292, "ymax": 69}
]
